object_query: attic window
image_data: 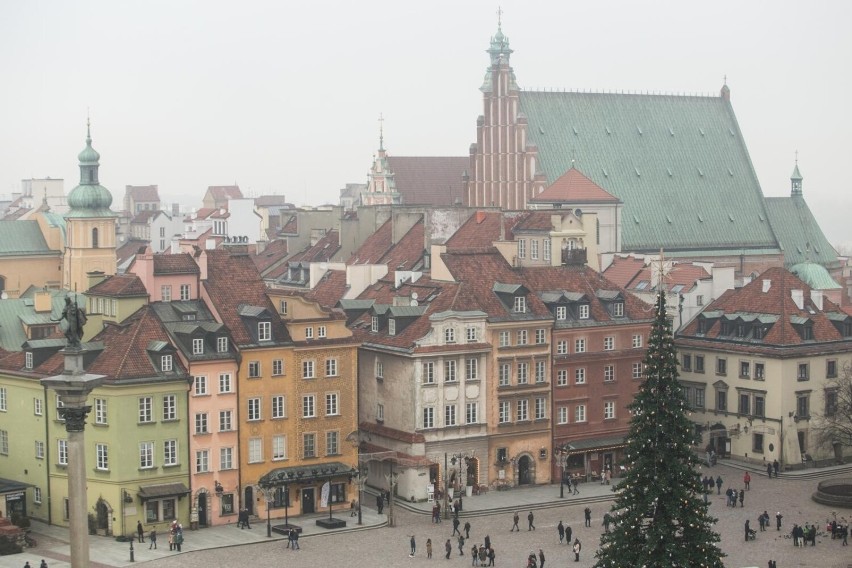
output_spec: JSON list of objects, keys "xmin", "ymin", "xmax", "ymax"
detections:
[
  {"xmin": 25, "ymin": 351, "xmax": 33, "ymax": 370},
  {"xmin": 513, "ymin": 296, "xmax": 527, "ymax": 313},
  {"xmin": 612, "ymin": 302, "xmax": 624, "ymax": 317},
  {"xmin": 258, "ymin": 321, "xmax": 272, "ymax": 341},
  {"xmin": 371, "ymin": 316, "xmax": 379, "ymax": 333},
  {"xmin": 388, "ymin": 319, "xmax": 396, "ymax": 336},
  {"xmin": 161, "ymin": 355, "xmax": 173, "ymax": 372},
  {"xmin": 697, "ymin": 319, "xmax": 706, "ymax": 334}
]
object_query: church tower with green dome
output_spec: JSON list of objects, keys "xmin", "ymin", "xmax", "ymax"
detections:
[{"xmin": 63, "ymin": 120, "xmax": 117, "ymax": 292}]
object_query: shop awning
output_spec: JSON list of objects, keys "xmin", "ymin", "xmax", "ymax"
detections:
[
  {"xmin": 258, "ymin": 461, "xmax": 355, "ymax": 487},
  {"xmin": 565, "ymin": 436, "xmax": 627, "ymax": 454},
  {"xmin": 0, "ymin": 477, "xmax": 32, "ymax": 494},
  {"xmin": 138, "ymin": 483, "xmax": 191, "ymax": 501}
]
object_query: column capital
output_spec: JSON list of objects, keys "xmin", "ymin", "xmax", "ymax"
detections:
[{"xmin": 60, "ymin": 405, "xmax": 92, "ymax": 432}]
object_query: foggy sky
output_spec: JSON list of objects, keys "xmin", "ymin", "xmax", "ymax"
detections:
[{"xmin": 1, "ymin": 0, "xmax": 850, "ymax": 246}]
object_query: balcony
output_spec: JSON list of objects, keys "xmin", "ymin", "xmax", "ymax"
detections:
[{"xmin": 561, "ymin": 248, "xmax": 587, "ymax": 266}]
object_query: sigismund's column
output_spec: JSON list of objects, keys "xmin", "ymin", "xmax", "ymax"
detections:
[{"xmin": 42, "ymin": 345, "xmax": 104, "ymax": 568}]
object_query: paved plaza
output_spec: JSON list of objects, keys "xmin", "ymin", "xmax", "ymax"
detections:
[{"xmin": 6, "ymin": 462, "xmax": 852, "ymax": 568}]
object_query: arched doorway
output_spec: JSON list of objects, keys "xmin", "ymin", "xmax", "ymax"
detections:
[
  {"xmin": 517, "ymin": 455, "xmax": 532, "ymax": 485},
  {"xmin": 196, "ymin": 491, "xmax": 208, "ymax": 527},
  {"xmin": 708, "ymin": 423, "xmax": 728, "ymax": 458},
  {"xmin": 95, "ymin": 498, "xmax": 112, "ymax": 536},
  {"xmin": 466, "ymin": 457, "xmax": 480, "ymax": 488},
  {"xmin": 244, "ymin": 486, "xmax": 254, "ymax": 515}
]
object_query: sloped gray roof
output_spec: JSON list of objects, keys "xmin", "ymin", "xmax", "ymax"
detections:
[{"xmin": 0, "ymin": 221, "xmax": 55, "ymax": 256}]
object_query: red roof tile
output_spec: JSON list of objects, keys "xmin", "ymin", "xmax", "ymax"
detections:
[
  {"xmin": 207, "ymin": 185, "xmax": 243, "ymax": 203},
  {"xmin": 287, "ymin": 230, "xmax": 340, "ymax": 264},
  {"xmin": 377, "ymin": 219, "xmax": 425, "ymax": 270},
  {"xmin": 348, "ymin": 219, "xmax": 393, "ymax": 265},
  {"xmin": 627, "ymin": 263, "xmax": 710, "ymax": 293},
  {"xmin": 126, "ymin": 185, "xmax": 160, "ymax": 203},
  {"xmin": 305, "ymin": 270, "xmax": 349, "ymax": 307},
  {"xmin": 386, "ymin": 156, "xmax": 468, "ymax": 207},
  {"xmin": 531, "ymin": 167, "xmax": 621, "ymax": 204},
  {"xmin": 153, "ymin": 253, "xmax": 200, "ymax": 275},
  {"xmin": 601, "ymin": 256, "xmax": 646, "ymax": 288},
  {"xmin": 251, "ymin": 239, "xmax": 289, "ymax": 274},
  {"xmin": 86, "ymin": 274, "xmax": 149, "ymax": 297},
  {"xmin": 445, "ymin": 211, "xmax": 527, "ymax": 250}
]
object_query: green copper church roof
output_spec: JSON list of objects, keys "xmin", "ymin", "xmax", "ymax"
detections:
[
  {"xmin": 66, "ymin": 122, "xmax": 115, "ymax": 218},
  {"xmin": 518, "ymin": 91, "xmax": 779, "ymax": 253},
  {"xmin": 790, "ymin": 261, "xmax": 841, "ymax": 290},
  {"xmin": 0, "ymin": 221, "xmax": 55, "ymax": 256},
  {"xmin": 765, "ymin": 195, "xmax": 838, "ymax": 267}
]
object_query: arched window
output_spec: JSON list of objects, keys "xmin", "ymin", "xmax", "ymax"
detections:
[{"xmin": 92, "ymin": 228, "xmax": 99, "ymax": 248}]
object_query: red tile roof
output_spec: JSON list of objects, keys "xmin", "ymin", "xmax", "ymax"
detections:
[
  {"xmin": 153, "ymin": 253, "xmax": 200, "ymax": 275},
  {"xmin": 281, "ymin": 215, "xmax": 298, "ymax": 235},
  {"xmin": 126, "ymin": 185, "xmax": 160, "ymax": 203},
  {"xmin": 287, "ymin": 230, "xmax": 340, "ymax": 264},
  {"xmin": 86, "ymin": 274, "xmax": 149, "ymax": 297},
  {"xmin": 348, "ymin": 219, "xmax": 393, "ymax": 265},
  {"xmin": 360, "ymin": 422, "xmax": 426, "ymax": 444},
  {"xmin": 444, "ymin": 211, "xmax": 526, "ymax": 250},
  {"xmin": 305, "ymin": 270, "xmax": 349, "ymax": 307},
  {"xmin": 131, "ymin": 210, "xmax": 158, "ymax": 224},
  {"xmin": 116, "ymin": 239, "xmax": 149, "ymax": 266},
  {"xmin": 377, "ymin": 219, "xmax": 425, "ymax": 270},
  {"xmin": 531, "ymin": 167, "xmax": 621, "ymax": 203},
  {"xmin": 513, "ymin": 211, "xmax": 557, "ymax": 232},
  {"xmin": 386, "ymin": 156, "xmax": 468, "ymax": 207},
  {"xmin": 251, "ymin": 239, "xmax": 289, "ymax": 275},
  {"xmin": 601, "ymin": 256, "xmax": 646, "ymax": 288},
  {"xmin": 207, "ymin": 185, "xmax": 243, "ymax": 203},
  {"xmin": 627, "ymin": 263, "xmax": 710, "ymax": 293}
]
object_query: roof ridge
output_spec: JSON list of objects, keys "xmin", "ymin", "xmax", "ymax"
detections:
[{"xmin": 112, "ymin": 307, "xmax": 151, "ymax": 378}]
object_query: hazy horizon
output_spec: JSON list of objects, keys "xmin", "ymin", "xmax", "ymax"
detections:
[{"xmin": 2, "ymin": 0, "xmax": 850, "ymax": 246}]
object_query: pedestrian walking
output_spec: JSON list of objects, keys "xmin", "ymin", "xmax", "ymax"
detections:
[
  {"xmin": 24, "ymin": 562, "xmax": 31, "ymax": 568},
  {"xmin": 571, "ymin": 476, "xmax": 579, "ymax": 495},
  {"xmin": 603, "ymin": 512, "xmax": 612, "ymax": 533},
  {"xmin": 427, "ymin": 538, "xmax": 433, "ymax": 559},
  {"xmin": 584, "ymin": 507, "xmax": 591, "ymax": 528},
  {"xmin": 478, "ymin": 546, "xmax": 487, "ymax": 566},
  {"xmin": 445, "ymin": 539, "xmax": 452, "ymax": 559},
  {"xmin": 464, "ymin": 521, "xmax": 471, "ymax": 539},
  {"xmin": 538, "ymin": 549, "xmax": 545, "ymax": 568},
  {"xmin": 766, "ymin": 462, "xmax": 773, "ymax": 478},
  {"xmin": 149, "ymin": 529, "xmax": 157, "ymax": 549},
  {"xmin": 776, "ymin": 511, "xmax": 783, "ymax": 531},
  {"xmin": 40, "ymin": 560, "xmax": 48, "ymax": 568},
  {"xmin": 739, "ymin": 489, "xmax": 745, "ymax": 508},
  {"xmin": 565, "ymin": 524, "xmax": 572, "ymax": 544},
  {"xmin": 511, "ymin": 511, "xmax": 520, "ymax": 531},
  {"xmin": 792, "ymin": 524, "xmax": 800, "ymax": 547},
  {"xmin": 377, "ymin": 494, "xmax": 384, "ymax": 515},
  {"xmin": 572, "ymin": 538, "xmax": 581, "ymax": 562},
  {"xmin": 773, "ymin": 459, "xmax": 780, "ymax": 477},
  {"xmin": 291, "ymin": 530, "xmax": 300, "ymax": 550},
  {"xmin": 410, "ymin": 535, "xmax": 417, "ymax": 557},
  {"xmin": 137, "ymin": 520, "xmax": 145, "ymax": 543},
  {"xmin": 174, "ymin": 529, "xmax": 183, "ymax": 552},
  {"xmin": 744, "ymin": 471, "xmax": 751, "ymax": 490},
  {"xmin": 715, "ymin": 475, "xmax": 723, "ymax": 494},
  {"xmin": 471, "ymin": 543, "xmax": 479, "ymax": 566},
  {"xmin": 487, "ymin": 547, "xmax": 495, "ymax": 566},
  {"xmin": 458, "ymin": 535, "xmax": 465, "ymax": 556},
  {"xmin": 758, "ymin": 513, "xmax": 765, "ymax": 531},
  {"xmin": 484, "ymin": 534, "xmax": 491, "ymax": 550},
  {"xmin": 453, "ymin": 517, "xmax": 462, "ymax": 536},
  {"xmin": 557, "ymin": 520, "xmax": 565, "ymax": 543},
  {"xmin": 528, "ymin": 511, "xmax": 536, "ymax": 531}
]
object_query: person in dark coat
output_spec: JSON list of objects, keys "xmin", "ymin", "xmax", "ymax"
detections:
[
  {"xmin": 471, "ymin": 544, "xmax": 480, "ymax": 566},
  {"xmin": 39, "ymin": 562, "xmax": 47, "ymax": 568},
  {"xmin": 484, "ymin": 534, "xmax": 491, "ymax": 550},
  {"xmin": 453, "ymin": 517, "xmax": 461, "ymax": 536},
  {"xmin": 773, "ymin": 459, "xmax": 780, "ymax": 477},
  {"xmin": 410, "ymin": 535, "xmax": 416, "ymax": 557},
  {"xmin": 464, "ymin": 521, "xmax": 471, "ymax": 539},
  {"xmin": 445, "ymin": 539, "xmax": 452, "ymax": 559},
  {"xmin": 572, "ymin": 538, "xmax": 581, "ymax": 562},
  {"xmin": 527, "ymin": 511, "xmax": 535, "ymax": 531},
  {"xmin": 511, "ymin": 511, "xmax": 520, "ymax": 531},
  {"xmin": 766, "ymin": 462, "xmax": 773, "ymax": 478},
  {"xmin": 565, "ymin": 524, "xmax": 572, "ymax": 544},
  {"xmin": 744, "ymin": 519, "xmax": 752, "ymax": 541},
  {"xmin": 538, "ymin": 549, "xmax": 545, "ymax": 568},
  {"xmin": 739, "ymin": 489, "xmax": 745, "ymax": 507},
  {"xmin": 487, "ymin": 547, "xmax": 495, "ymax": 566},
  {"xmin": 584, "ymin": 507, "xmax": 591, "ymax": 527},
  {"xmin": 715, "ymin": 475, "xmax": 723, "ymax": 494},
  {"xmin": 458, "ymin": 535, "xmax": 465, "ymax": 556},
  {"xmin": 376, "ymin": 494, "xmax": 384, "ymax": 514},
  {"xmin": 137, "ymin": 520, "xmax": 145, "ymax": 543},
  {"xmin": 149, "ymin": 529, "xmax": 157, "ymax": 549},
  {"xmin": 291, "ymin": 529, "xmax": 300, "ymax": 550},
  {"xmin": 557, "ymin": 521, "xmax": 565, "ymax": 543},
  {"xmin": 776, "ymin": 512, "xmax": 783, "ymax": 530}
]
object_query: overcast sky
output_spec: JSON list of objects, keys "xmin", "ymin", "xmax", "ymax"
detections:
[{"xmin": 1, "ymin": 0, "xmax": 850, "ymax": 246}]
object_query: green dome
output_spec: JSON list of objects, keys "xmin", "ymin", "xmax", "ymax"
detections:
[
  {"xmin": 66, "ymin": 121, "xmax": 115, "ymax": 217},
  {"xmin": 77, "ymin": 136, "xmax": 100, "ymax": 164},
  {"xmin": 68, "ymin": 184, "xmax": 113, "ymax": 210},
  {"xmin": 790, "ymin": 262, "xmax": 841, "ymax": 290}
]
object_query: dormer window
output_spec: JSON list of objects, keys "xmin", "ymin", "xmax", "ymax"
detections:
[
  {"xmin": 258, "ymin": 321, "xmax": 272, "ymax": 342},
  {"xmin": 579, "ymin": 304, "xmax": 589, "ymax": 320},
  {"xmin": 513, "ymin": 297, "xmax": 527, "ymax": 313},
  {"xmin": 556, "ymin": 306, "xmax": 567, "ymax": 320},
  {"xmin": 279, "ymin": 300, "xmax": 288, "ymax": 315},
  {"xmin": 305, "ymin": 327, "xmax": 314, "ymax": 340},
  {"xmin": 802, "ymin": 325, "xmax": 813, "ymax": 341},
  {"xmin": 445, "ymin": 327, "xmax": 456, "ymax": 344},
  {"xmin": 736, "ymin": 324, "xmax": 747, "ymax": 338},
  {"xmin": 25, "ymin": 352, "xmax": 33, "ymax": 370},
  {"xmin": 845, "ymin": 321, "xmax": 852, "ymax": 337},
  {"xmin": 698, "ymin": 319, "xmax": 707, "ymax": 334},
  {"xmin": 753, "ymin": 326, "xmax": 765, "ymax": 340},
  {"xmin": 720, "ymin": 322, "xmax": 731, "ymax": 335},
  {"xmin": 371, "ymin": 316, "xmax": 379, "ymax": 333},
  {"xmin": 388, "ymin": 319, "xmax": 396, "ymax": 336},
  {"xmin": 192, "ymin": 338, "xmax": 204, "ymax": 355},
  {"xmin": 217, "ymin": 336, "xmax": 228, "ymax": 353},
  {"xmin": 613, "ymin": 302, "xmax": 624, "ymax": 317},
  {"xmin": 161, "ymin": 355, "xmax": 173, "ymax": 372}
]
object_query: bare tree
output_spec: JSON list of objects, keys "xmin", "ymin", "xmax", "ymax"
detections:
[{"xmin": 812, "ymin": 361, "xmax": 852, "ymax": 454}]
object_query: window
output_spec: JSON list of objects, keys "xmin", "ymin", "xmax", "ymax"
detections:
[
  {"xmin": 96, "ymin": 443, "xmax": 109, "ymax": 470},
  {"xmin": 739, "ymin": 393, "xmax": 750, "ymax": 415},
  {"xmin": 375, "ymin": 360, "xmax": 383, "ymax": 380},
  {"xmin": 325, "ymin": 358, "xmax": 338, "ymax": 377},
  {"xmin": 25, "ymin": 352, "xmax": 33, "ymax": 369},
  {"xmin": 35, "ymin": 440, "xmax": 44, "ymax": 459},
  {"xmin": 139, "ymin": 442, "xmax": 154, "ymax": 469},
  {"xmin": 696, "ymin": 294, "xmax": 704, "ymax": 306},
  {"xmin": 514, "ymin": 296, "xmax": 527, "ymax": 313},
  {"xmin": 797, "ymin": 394, "xmax": 810, "ymax": 418},
  {"xmin": 163, "ymin": 440, "xmax": 177, "ymax": 466},
  {"xmin": 518, "ymin": 239, "xmax": 526, "ymax": 258},
  {"xmin": 423, "ymin": 407, "xmax": 435, "ymax": 429},
  {"xmin": 695, "ymin": 355, "xmax": 705, "ymax": 373},
  {"xmin": 326, "ymin": 393, "xmax": 339, "ymax": 416},
  {"xmin": 94, "ymin": 398, "xmax": 107, "ymax": 424},
  {"xmin": 219, "ymin": 410, "xmax": 233, "ymax": 431},
  {"xmin": 535, "ymin": 397, "xmax": 546, "ymax": 420},
  {"xmin": 423, "ymin": 362, "xmax": 435, "ymax": 384},
  {"xmin": 272, "ymin": 395, "xmax": 286, "ymax": 419},
  {"xmin": 574, "ymin": 404, "xmax": 586, "ymax": 422},
  {"xmin": 604, "ymin": 365, "xmax": 615, "ymax": 382},
  {"xmin": 279, "ymin": 300, "xmax": 288, "ymax": 315},
  {"xmin": 574, "ymin": 338, "xmax": 586, "ymax": 353},
  {"xmin": 306, "ymin": 326, "xmax": 315, "ymax": 339},
  {"xmin": 195, "ymin": 413, "xmax": 208, "ymax": 434},
  {"xmin": 557, "ymin": 340, "xmax": 568, "ymax": 355},
  {"xmin": 535, "ymin": 361, "xmax": 546, "ymax": 383},
  {"xmin": 499, "ymin": 401, "xmax": 510, "ymax": 423},
  {"xmin": 556, "ymin": 306, "xmax": 567, "ymax": 320},
  {"xmin": 802, "ymin": 325, "xmax": 814, "ymax": 341},
  {"xmin": 194, "ymin": 375, "xmax": 208, "ymax": 396},
  {"xmin": 191, "ymin": 338, "xmax": 204, "ymax": 355},
  {"xmin": 220, "ymin": 447, "xmax": 234, "ymax": 469},
  {"xmin": 34, "ymin": 487, "xmax": 42, "ymax": 504},
  {"xmin": 371, "ymin": 316, "xmax": 379, "ymax": 333},
  {"xmin": 465, "ymin": 402, "xmax": 478, "ymax": 424},
  {"xmin": 630, "ymin": 334, "xmax": 642, "ymax": 348},
  {"xmin": 681, "ymin": 354, "xmax": 692, "ymax": 372},
  {"xmin": 326, "ymin": 431, "xmax": 339, "ymax": 456},
  {"xmin": 754, "ymin": 362, "xmax": 765, "ymax": 380},
  {"xmin": 535, "ymin": 329, "xmax": 546, "ymax": 344},
  {"xmin": 220, "ymin": 494, "xmax": 234, "ymax": 516},
  {"xmin": 499, "ymin": 363, "xmax": 511, "ymax": 386},
  {"xmin": 466, "ymin": 327, "xmax": 477, "ymax": 343},
  {"xmin": 162, "ymin": 395, "xmax": 176, "ymax": 421},
  {"xmin": 716, "ymin": 358, "xmax": 727, "ymax": 376},
  {"xmin": 57, "ymin": 439, "xmax": 68, "ymax": 465},
  {"xmin": 753, "ymin": 433, "xmax": 764, "ymax": 453},
  {"xmin": 303, "ymin": 360, "xmax": 315, "ymax": 379},
  {"xmin": 557, "ymin": 369, "xmax": 568, "ymax": 386},
  {"xmin": 716, "ymin": 389, "xmax": 727, "ymax": 412},
  {"xmin": 612, "ymin": 303, "xmax": 624, "ymax": 317},
  {"xmin": 258, "ymin": 321, "xmax": 272, "ymax": 341},
  {"xmin": 219, "ymin": 373, "xmax": 233, "ymax": 393},
  {"xmin": 217, "ymin": 336, "xmax": 228, "ymax": 353},
  {"xmin": 604, "ymin": 336, "xmax": 615, "ymax": 351},
  {"xmin": 604, "ymin": 401, "xmax": 616, "ymax": 420},
  {"xmin": 249, "ymin": 438, "xmax": 263, "ymax": 463},
  {"xmin": 56, "ymin": 394, "xmax": 64, "ymax": 421},
  {"xmin": 180, "ymin": 284, "xmax": 190, "ymax": 300},
  {"xmin": 827, "ymin": 360, "xmax": 838, "ymax": 378},
  {"xmin": 444, "ymin": 360, "xmax": 457, "ymax": 382},
  {"xmin": 530, "ymin": 239, "xmax": 539, "ymax": 260},
  {"xmin": 302, "ymin": 395, "xmax": 316, "ymax": 418},
  {"xmin": 34, "ymin": 398, "xmax": 43, "ymax": 416},
  {"xmin": 195, "ymin": 450, "xmax": 210, "ymax": 473},
  {"xmin": 270, "ymin": 435, "xmax": 286, "ymax": 461},
  {"xmin": 268, "ymin": 359, "xmax": 282, "ymax": 376},
  {"xmin": 633, "ymin": 362, "xmax": 643, "ymax": 379},
  {"xmin": 139, "ymin": 397, "xmax": 153, "ymax": 423},
  {"xmin": 517, "ymin": 362, "xmax": 528, "ymax": 384},
  {"xmin": 558, "ymin": 407, "xmax": 568, "ymax": 424},
  {"xmin": 161, "ymin": 355, "xmax": 173, "ymax": 372},
  {"xmin": 387, "ymin": 320, "xmax": 396, "ymax": 336},
  {"xmin": 740, "ymin": 361, "xmax": 750, "ymax": 379},
  {"xmin": 376, "ymin": 403, "xmax": 384, "ymax": 422},
  {"xmin": 445, "ymin": 404, "xmax": 457, "ymax": 426},
  {"xmin": 466, "ymin": 358, "xmax": 478, "ymax": 380},
  {"xmin": 248, "ymin": 398, "xmax": 261, "ymax": 421},
  {"xmin": 445, "ymin": 327, "xmax": 456, "ymax": 344},
  {"xmin": 161, "ymin": 285, "xmax": 172, "ymax": 302},
  {"xmin": 825, "ymin": 389, "xmax": 838, "ymax": 416},
  {"xmin": 543, "ymin": 239, "xmax": 551, "ymax": 261},
  {"xmin": 248, "ymin": 361, "xmax": 261, "ymax": 378},
  {"xmin": 579, "ymin": 305, "xmax": 589, "ymax": 319},
  {"xmin": 517, "ymin": 330, "xmax": 528, "ymax": 345},
  {"xmin": 798, "ymin": 363, "xmax": 809, "ymax": 381},
  {"xmin": 302, "ymin": 434, "xmax": 317, "ymax": 458},
  {"xmin": 754, "ymin": 395, "xmax": 765, "ymax": 417},
  {"xmin": 516, "ymin": 399, "xmax": 529, "ymax": 421},
  {"xmin": 499, "ymin": 331, "xmax": 510, "ymax": 347},
  {"xmin": 575, "ymin": 368, "xmax": 586, "ymax": 384}
]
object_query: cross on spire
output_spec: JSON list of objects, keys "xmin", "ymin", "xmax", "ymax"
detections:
[
  {"xmin": 795, "ymin": 149, "xmax": 798, "ymax": 165},
  {"xmin": 378, "ymin": 113, "xmax": 384, "ymax": 151},
  {"xmin": 497, "ymin": 6, "xmax": 503, "ymax": 29}
]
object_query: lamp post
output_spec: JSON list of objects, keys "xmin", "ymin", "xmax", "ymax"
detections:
[
  {"xmin": 443, "ymin": 452, "xmax": 469, "ymax": 520},
  {"xmin": 259, "ymin": 484, "xmax": 273, "ymax": 538},
  {"xmin": 352, "ymin": 466, "xmax": 368, "ymax": 525},
  {"xmin": 385, "ymin": 462, "xmax": 400, "ymax": 527},
  {"xmin": 129, "ymin": 536, "xmax": 134, "ymax": 562},
  {"xmin": 557, "ymin": 444, "xmax": 569, "ymax": 498}
]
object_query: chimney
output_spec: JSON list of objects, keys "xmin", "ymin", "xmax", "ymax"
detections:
[
  {"xmin": 86, "ymin": 270, "xmax": 107, "ymax": 291},
  {"xmin": 33, "ymin": 290, "xmax": 53, "ymax": 313},
  {"xmin": 762, "ymin": 279, "xmax": 771, "ymax": 293},
  {"xmin": 811, "ymin": 290, "xmax": 824, "ymax": 311},
  {"xmin": 791, "ymin": 289, "xmax": 804, "ymax": 310}
]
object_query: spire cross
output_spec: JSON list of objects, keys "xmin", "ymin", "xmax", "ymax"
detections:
[
  {"xmin": 795, "ymin": 149, "xmax": 798, "ymax": 165},
  {"xmin": 497, "ymin": 6, "xmax": 503, "ymax": 28},
  {"xmin": 378, "ymin": 113, "xmax": 384, "ymax": 151},
  {"xmin": 723, "ymin": 74, "xmax": 727, "ymax": 85}
]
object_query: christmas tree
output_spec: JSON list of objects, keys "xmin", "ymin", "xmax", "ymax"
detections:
[{"xmin": 594, "ymin": 291, "xmax": 725, "ymax": 567}]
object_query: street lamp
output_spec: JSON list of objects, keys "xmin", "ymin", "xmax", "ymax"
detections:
[
  {"xmin": 443, "ymin": 452, "xmax": 470, "ymax": 520},
  {"xmin": 556, "ymin": 444, "xmax": 569, "ymax": 498},
  {"xmin": 258, "ymin": 484, "xmax": 274, "ymax": 538},
  {"xmin": 385, "ymin": 463, "xmax": 400, "ymax": 527},
  {"xmin": 351, "ymin": 466, "xmax": 368, "ymax": 525}
]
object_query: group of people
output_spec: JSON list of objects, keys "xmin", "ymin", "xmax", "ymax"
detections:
[
  {"xmin": 237, "ymin": 508, "xmax": 252, "ymax": 529},
  {"xmin": 283, "ymin": 527, "xmax": 300, "ymax": 550},
  {"xmin": 167, "ymin": 520, "xmax": 184, "ymax": 551},
  {"xmin": 22, "ymin": 561, "xmax": 48, "ymax": 568}
]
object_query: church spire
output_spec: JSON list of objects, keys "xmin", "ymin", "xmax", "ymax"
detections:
[
  {"xmin": 791, "ymin": 151, "xmax": 803, "ymax": 196},
  {"xmin": 487, "ymin": 7, "xmax": 513, "ymax": 66},
  {"xmin": 378, "ymin": 113, "xmax": 385, "ymax": 153}
]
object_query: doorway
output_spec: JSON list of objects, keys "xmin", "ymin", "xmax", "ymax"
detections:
[
  {"xmin": 518, "ymin": 455, "xmax": 532, "ymax": 485},
  {"xmin": 197, "ymin": 492, "xmax": 208, "ymax": 527},
  {"xmin": 301, "ymin": 488, "xmax": 315, "ymax": 514},
  {"xmin": 244, "ymin": 486, "xmax": 254, "ymax": 515}
]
